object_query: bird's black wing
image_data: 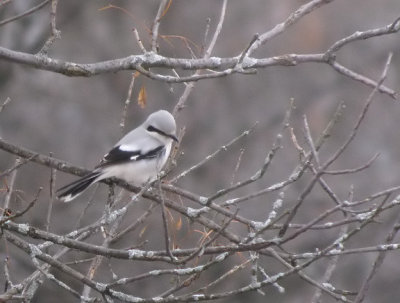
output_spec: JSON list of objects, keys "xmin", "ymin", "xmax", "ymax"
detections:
[{"xmin": 96, "ymin": 145, "xmax": 165, "ymax": 168}]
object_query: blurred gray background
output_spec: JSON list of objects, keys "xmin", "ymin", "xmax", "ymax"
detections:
[{"xmin": 1, "ymin": 0, "xmax": 400, "ymax": 302}]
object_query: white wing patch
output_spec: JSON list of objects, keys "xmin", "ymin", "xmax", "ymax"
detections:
[{"xmin": 119, "ymin": 144, "xmax": 138, "ymax": 152}]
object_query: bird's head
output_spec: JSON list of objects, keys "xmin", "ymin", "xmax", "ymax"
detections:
[{"xmin": 144, "ymin": 110, "xmax": 178, "ymax": 143}]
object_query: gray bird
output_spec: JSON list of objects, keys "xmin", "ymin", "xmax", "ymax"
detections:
[{"xmin": 57, "ymin": 110, "xmax": 178, "ymax": 202}]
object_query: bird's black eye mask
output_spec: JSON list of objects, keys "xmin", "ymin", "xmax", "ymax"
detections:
[{"xmin": 147, "ymin": 125, "xmax": 178, "ymax": 142}]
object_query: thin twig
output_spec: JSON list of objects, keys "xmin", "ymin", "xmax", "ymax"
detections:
[
  {"xmin": 230, "ymin": 148, "xmax": 245, "ymax": 186},
  {"xmin": 172, "ymin": 0, "xmax": 228, "ymax": 115},
  {"xmin": 38, "ymin": 0, "xmax": 60, "ymax": 55},
  {"xmin": 0, "ymin": 0, "xmax": 50, "ymax": 27},
  {"xmin": 31, "ymin": 256, "xmax": 85, "ymax": 301},
  {"xmin": 279, "ymin": 55, "xmax": 392, "ymax": 237},
  {"xmin": 171, "ymin": 123, "xmax": 257, "ymax": 183},
  {"xmin": 201, "ymin": 18, "xmax": 211, "ymax": 57},
  {"xmin": 120, "ymin": 73, "xmax": 136, "ymax": 131},
  {"xmin": 110, "ymin": 203, "xmax": 158, "ymax": 243},
  {"xmin": 178, "ymin": 209, "xmax": 239, "ymax": 264},
  {"xmin": 203, "ymin": 0, "xmax": 227, "ymax": 58},
  {"xmin": 325, "ymin": 16, "xmax": 400, "ymax": 57},
  {"xmin": 206, "ymin": 97, "xmax": 294, "ymax": 205},
  {"xmin": 45, "ymin": 164, "xmax": 56, "ymax": 233},
  {"xmin": 325, "ymin": 53, "xmax": 393, "ymax": 168},
  {"xmin": 330, "ymin": 61, "xmax": 396, "ymax": 99},
  {"xmin": 74, "ymin": 184, "xmax": 100, "ymax": 230},
  {"xmin": 324, "ymin": 153, "xmax": 379, "ymax": 175},
  {"xmin": 303, "ymin": 115, "xmax": 320, "ymax": 166},
  {"xmin": 4, "ymin": 232, "xmax": 112, "ymax": 300},
  {"xmin": 0, "ymin": 188, "xmax": 42, "ymax": 225},
  {"xmin": 354, "ymin": 210, "xmax": 400, "ymax": 302},
  {"xmin": 0, "ymin": 0, "xmax": 15, "ymax": 8},
  {"xmin": 151, "ymin": 0, "xmax": 169, "ymax": 52},
  {"xmin": 310, "ymin": 222, "xmax": 349, "ymax": 303},
  {"xmin": 247, "ymin": 0, "xmax": 336, "ymax": 56},
  {"xmin": 0, "ymin": 154, "xmax": 37, "ymax": 179},
  {"xmin": 268, "ymin": 247, "xmax": 350, "ymax": 302},
  {"xmin": 0, "ymin": 97, "xmax": 11, "ymax": 113},
  {"xmin": 237, "ymin": 33, "xmax": 259, "ymax": 64},
  {"xmin": 158, "ymin": 181, "xmax": 175, "ymax": 261},
  {"xmin": 2, "ymin": 158, "xmax": 20, "ymax": 220},
  {"xmin": 81, "ymin": 186, "xmax": 117, "ymax": 300},
  {"xmin": 192, "ymin": 258, "xmax": 252, "ymax": 295},
  {"xmin": 3, "ymin": 257, "xmax": 13, "ymax": 292},
  {"xmin": 133, "ymin": 28, "xmax": 147, "ymax": 53}
]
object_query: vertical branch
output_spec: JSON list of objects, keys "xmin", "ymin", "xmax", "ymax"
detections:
[
  {"xmin": 50, "ymin": 0, "xmax": 59, "ymax": 35},
  {"xmin": 303, "ymin": 115, "xmax": 320, "ymax": 166},
  {"xmin": 203, "ymin": 0, "xmax": 227, "ymax": 58},
  {"xmin": 354, "ymin": 211, "xmax": 400, "ymax": 303},
  {"xmin": 158, "ymin": 181, "xmax": 175, "ymax": 261},
  {"xmin": 311, "ymin": 222, "xmax": 349, "ymax": 303},
  {"xmin": 172, "ymin": 0, "xmax": 228, "ymax": 115},
  {"xmin": 133, "ymin": 28, "xmax": 147, "ymax": 53},
  {"xmin": 80, "ymin": 187, "xmax": 116, "ymax": 301},
  {"xmin": 2, "ymin": 158, "xmax": 20, "ymax": 219},
  {"xmin": 79, "ymin": 184, "xmax": 152, "ymax": 299},
  {"xmin": 250, "ymin": 251, "xmax": 264, "ymax": 295},
  {"xmin": 230, "ymin": 148, "xmax": 245, "ymax": 185},
  {"xmin": 151, "ymin": 0, "xmax": 169, "ymax": 52},
  {"xmin": 3, "ymin": 257, "xmax": 13, "ymax": 292},
  {"xmin": 45, "ymin": 165, "xmax": 56, "ymax": 233},
  {"xmin": 120, "ymin": 74, "xmax": 137, "ymax": 132},
  {"xmin": 38, "ymin": 0, "xmax": 60, "ymax": 55},
  {"xmin": 73, "ymin": 184, "xmax": 99, "ymax": 230},
  {"xmin": 201, "ymin": 18, "xmax": 211, "ymax": 56},
  {"xmin": 324, "ymin": 53, "xmax": 393, "ymax": 168},
  {"xmin": 0, "ymin": 97, "xmax": 11, "ymax": 113}
]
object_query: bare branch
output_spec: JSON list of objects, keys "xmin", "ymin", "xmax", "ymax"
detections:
[
  {"xmin": 172, "ymin": 0, "xmax": 228, "ymax": 115},
  {"xmin": 38, "ymin": 0, "xmax": 60, "ymax": 55},
  {"xmin": 133, "ymin": 28, "xmax": 147, "ymax": 53},
  {"xmin": 2, "ymin": 158, "xmax": 20, "ymax": 219},
  {"xmin": 120, "ymin": 73, "xmax": 136, "ymax": 131},
  {"xmin": 0, "ymin": 187, "xmax": 42, "ymax": 226},
  {"xmin": 0, "ymin": 97, "xmax": 11, "ymax": 113},
  {"xmin": 0, "ymin": 48, "xmax": 396, "ymax": 99},
  {"xmin": 171, "ymin": 123, "xmax": 257, "ymax": 183},
  {"xmin": 158, "ymin": 181, "xmax": 175, "ymax": 261},
  {"xmin": 325, "ymin": 53, "xmax": 393, "ymax": 168},
  {"xmin": 203, "ymin": 0, "xmax": 227, "ymax": 58},
  {"xmin": 354, "ymin": 211, "xmax": 400, "ymax": 302},
  {"xmin": 0, "ymin": 0, "xmax": 50, "ymax": 27},
  {"xmin": 151, "ymin": 0, "xmax": 169, "ymax": 52},
  {"xmin": 247, "ymin": 0, "xmax": 336, "ymax": 56}
]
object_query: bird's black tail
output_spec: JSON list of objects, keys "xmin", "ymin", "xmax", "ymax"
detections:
[{"xmin": 57, "ymin": 171, "xmax": 101, "ymax": 202}]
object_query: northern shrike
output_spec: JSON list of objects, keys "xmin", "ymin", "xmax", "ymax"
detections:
[{"xmin": 57, "ymin": 110, "xmax": 178, "ymax": 202}]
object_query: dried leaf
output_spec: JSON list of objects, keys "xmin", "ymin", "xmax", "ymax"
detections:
[
  {"xmin": 138, "ymin": 85, "xmax": 147, "ymax": 108},
  {"xmin": 139, "ymin": 225, "xmax": 147, "ymax": 238},
  {"xmin": 161, "ymin": 0, "xmax": 173, "ymax": 19},
  {"xmin": 175, "ymin": 216, "xmax": 182, "ymax": 231}
]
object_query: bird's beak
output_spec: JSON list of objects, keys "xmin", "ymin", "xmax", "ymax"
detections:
[{"xmin": 170, "ymin": 134, "xmax": 179, "ymax": 142}]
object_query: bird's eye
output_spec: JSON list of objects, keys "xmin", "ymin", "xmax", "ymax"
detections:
[{"xmin": 147, "ymin": 126, "xmax": 156, "ymax": 132}]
